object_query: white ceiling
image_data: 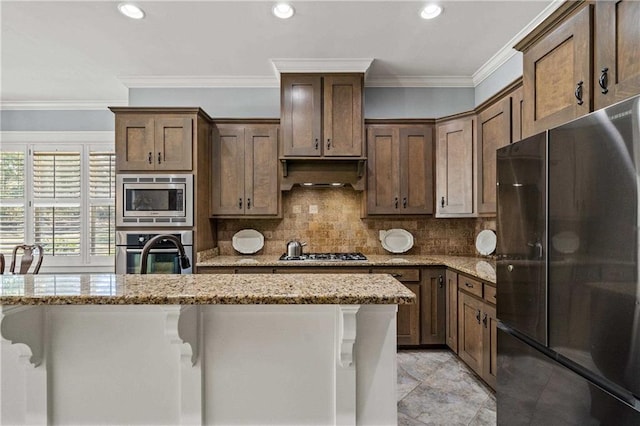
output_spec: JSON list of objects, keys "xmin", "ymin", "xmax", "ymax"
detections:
[{"xmin": 1, "ymin": 0, "xmax": 557, "ymax": 108}]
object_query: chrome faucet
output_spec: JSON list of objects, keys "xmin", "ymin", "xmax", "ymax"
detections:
[{"xmin": 139, "ymin": 234, "xmax": 191, "ymax": 274}]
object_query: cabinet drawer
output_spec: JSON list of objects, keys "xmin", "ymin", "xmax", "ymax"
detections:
[
  {"xmin": 458, "ymin": 276, "xmax": 482, "ymax": 298},
  {"xmin": 371, "ymin": 268, "xmax": 420, "ymax": 282},
  {"xmin": 483, "ymin": 284, "xmax": 497, "ymax": 305}
]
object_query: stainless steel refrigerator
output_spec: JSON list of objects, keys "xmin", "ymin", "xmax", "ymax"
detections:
[{"xmin": 497, "ymin": 95, "xmax": 640, "ymax": 425}]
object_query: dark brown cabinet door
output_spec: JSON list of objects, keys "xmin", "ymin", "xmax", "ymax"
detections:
[
  {"xmin": 211, "ymin": 125, "xmax": 245, "ymax": 216},
  {"xmin": 397, "ymin": 283, "xmax": 421, "ymax": 346},
  {"xmin": 420, "ymin": 269, "xmax": 445, "ymax": 344},
  {"xmin": 522, "ymin": 5, "xmax": 592, "ymax": 137},
  {"xmin": 436, "ymin": 117, "xmax": 474, "ymax": 217},
  {"xmin": 244, "ymin": 126, "xmax": 279, "ymax": 216},
  {"xmin": 281, "ymin": 74, "xmax": 322, "ymax": 157},
  {"xmin": 457, "ymin": 292, "xmax": 484, "ymax": 375},
  {"xmin": 511, "ymin": 85, "xmax": 524, "ymax": 143},
  {"xmin": 154, "ymin": 116, "xmax": 193, "ymax": 171},
  {"xmin": 477, "ymin": 97, "xmax": 511, "ymax": 214},
  {"xmin": 482, "ymin": 302, "xmax": 497, "ymax": 389},
  {"xmin": 400, "ymin": 127, "xmax": 434, "ymax": 214},
  {"xmin": 366, "ymin": 126, "xmax": 401, "ymax": 214},
  {"xmin": 323, "ymin": 74, "xmax": 363, "ymax": 157},
  {"xmin": 594, "ymin": 0, "xmax": 640, "ymax": 109},
  {"xmin": 115, "ymin": 114, "xmax": 155, "ymax": 171},
  {"xmin": 445, "ymin": 270, "xmax": 458, "ymax": 353}
]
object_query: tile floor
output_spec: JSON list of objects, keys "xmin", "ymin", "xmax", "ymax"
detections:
[{"xmin": 397, "ymin": 349, "xmax": 496, "ymax": 426}]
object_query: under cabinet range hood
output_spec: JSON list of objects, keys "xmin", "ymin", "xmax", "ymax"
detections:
[{"xmin": 280, "ymin": 158, "xmax": 366, "ymax": 191}]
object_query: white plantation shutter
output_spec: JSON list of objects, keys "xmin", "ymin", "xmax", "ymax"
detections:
[
  {"xmin": 0, "ymin": 150, "xmax": 26, "ymax": 254},
  {"xmin": 0, "ymin": 137, "xmax": 115, "ymax": 270}
]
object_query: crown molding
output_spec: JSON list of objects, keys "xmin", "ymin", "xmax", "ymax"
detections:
[
  {"xmin": 365, "ymin": 76, "xmax": 473, "ymax": 88},
  {"xmin": 271, "ymin": 58, "xmax": 374, "ymax": 74},
  {"xmin": 472, "ymin": 0, "xmax": 564, "ymax": 86},
  {"xmin": 118, "ymin": 75, "xmax": 279, "ymax": 88},
  {"xmin": 0, "ymin": 100, "xmax": 127, "ymax": 111}
]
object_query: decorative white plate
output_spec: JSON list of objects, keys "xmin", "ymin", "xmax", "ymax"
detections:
[
  {"xmin": 379, "ymin": 229, "xmax": 414, "ymax": 254},
  {"xmin": 232, "ymin": 229, "xmax": 264, "ymax": 254},
  {"xmin": 475, "ymin": 230, "xmax": 497, "ymax": 256}
]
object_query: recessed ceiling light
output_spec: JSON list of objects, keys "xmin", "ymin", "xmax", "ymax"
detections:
[
  {"xmin": 118, "ymin": 3, "xmax": 145, "ymax": 20},
  {"xmin": 420, "ymin": 4, "xmax": 442, "ymax": 20},
  {"xmin": 272, "ymin": 3, "xmax": 295, "ymax": 19}
]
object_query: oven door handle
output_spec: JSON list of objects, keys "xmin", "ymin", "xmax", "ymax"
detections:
[{"xmin": 125, "ymin": 248, "xmax": 182, "ymax": 254}]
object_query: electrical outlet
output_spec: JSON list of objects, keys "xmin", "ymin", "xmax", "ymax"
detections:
[{"xmin": 309, "ymin": 205, "xmax": 318, "ymax": 214}]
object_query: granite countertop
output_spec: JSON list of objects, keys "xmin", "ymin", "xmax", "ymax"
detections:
[
  {"xmin": 0, "ymin": 273, "xmax": 416, "ymax": 306},
  {"xmin": 197, "ymin": 254, "xmax": 497, "ymax": 284}
]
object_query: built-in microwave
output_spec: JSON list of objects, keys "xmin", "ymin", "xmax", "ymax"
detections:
[{"xmin": 116, "ymin": 174, "xmax": 193, "ymax": 227}]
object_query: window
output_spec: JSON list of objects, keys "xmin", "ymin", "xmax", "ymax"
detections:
[{"xmin": 0, "ymin": 132, "xmax": 115, "ymax": 272}]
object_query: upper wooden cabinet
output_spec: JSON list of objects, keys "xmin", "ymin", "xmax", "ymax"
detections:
[
  {"xmin": 366, "ymin": 123, "xmax": 434, "ymax": 215},
  {"xmin": 112, "ymin": 109, "xmax": 198, "ymax": 171},
  {"xmin": 210, "ymin": 123, "xmax": 280, "ymax": 218},
  {"xmin": 281, "ymin": 73, "xmax": 364, "ymax": 158},
  {"xmin": 518, "ymin": 1, "xmax": 640, "ymax": 136},
  {"xmin": 594, "ymin": 0, "xmax": 640, "ymax": 109},
  {"xmin": 520, "ymin": 4, "xmax": 592, "ymax": 137},
  {"xmin": 476, "ymin": 96, "xmax": 512, "ymax": 214},
  {"xmin": 435, "ymin": 115, "xmax": 475, "ymax": 217}
]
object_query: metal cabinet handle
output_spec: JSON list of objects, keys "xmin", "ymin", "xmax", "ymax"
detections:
[
  {"xmin": 476, "ymin": 310, "xmax": 481, "ymax": 324},
  {"xmin": 575, "ymin": 81, "xmax": 584, "ymax": 105},
  {"xmin": 394, "ymin": 197, "xmax": 399, "ymax": 209},
  {"xmin": 465, "ymin": 282, "xmax": 474, "ymax": 288},
  {"xmin": 599, "ymin": 68, "xmax": 609, "ymax": 94},
  {"xmin": 327, "ymin": 139, "xmax": 331, "ymax": 149},
  {"xmin": 157, "ymin": 152, "xmax": 162, "ymax": 164},
  {"xmin": 148, "ymin": 152, "xmax": 153, "ymax": 164},
  {"xmin": 482, "ymin": 313, "xmax": 488, "ymax": 328},
  {"xmin": 441, "ymin": 196, "xmax": 445, "ymax": 208},
  {"xmin": 238, "ymin": 198, "xmax": 243, "ymax": 209},
  {"xmin": 315, "ymin": 139, "xmax": 319, "ymax": 150},
  {"xmin": 247, "ymin": 198, "xmax": 251, "ymax": 209},
  {"xmin": 439, "ymin": 275, "xmax": 444, "ymax": 288},
  {"xmin": 403, "ymin": 197, "xmax": 407, "ymax": 208},
  {"xmin": 391, "ymin": 273, "xmax": 403, "ymax": 278}
]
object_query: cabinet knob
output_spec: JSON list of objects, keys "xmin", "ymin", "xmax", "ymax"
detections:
[
  {"xmin": 403, "ymin": 197, "xmax": 407, "ymax": 208},
  {"xmin": 247, "ymin": 198, "xmax": 251, "ymax": 209},
  {"xmin": 394, "ymin": 197, "xmax": 399, "ymax": 209},
  {"xmin": 315, "ymin": 139, "xmax": 319, "ymax": 150},
  {"xmin": 157, "ymin": 152, "xmax": 162, "ymax": 164},
  {"xmin": 327, "ymin": 139, "xmax": 331, "ymax": 149},
  {"xmin": 507, "ymin": 264, "xmax": 514, "ymax": 272},
  {"xmin": 238, "ymin": 198, "xmax": 243, "ymax": 209},
  {"xmin": 148, "ymin": 152, "xmax": 153, "ymax": 164},
  {"xmin": 575, "ymin": 81, "xmax": 584, "ymax": 106},
  {"xmin": 598, "ymin": 68, "xmax": 609, "ymax": 94}
]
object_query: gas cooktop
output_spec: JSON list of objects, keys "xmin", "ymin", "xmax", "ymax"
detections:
[{"xmin": 278, "ymin": 252, "xmax": 368, "ymax": 261}]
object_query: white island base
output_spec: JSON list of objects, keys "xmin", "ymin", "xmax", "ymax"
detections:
[{"xmin": 1, "ymin": 304, "xmax": 398, "ymax": 425}]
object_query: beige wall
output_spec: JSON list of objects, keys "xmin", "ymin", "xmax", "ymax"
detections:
[{"xmin": 216, "ymin": 187, "xmax": 495, "ymax": 256}]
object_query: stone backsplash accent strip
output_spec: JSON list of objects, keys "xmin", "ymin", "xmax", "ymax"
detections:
[{"xmin": 217, "ymin": 187, "xmax": 495, "ymax": 256}]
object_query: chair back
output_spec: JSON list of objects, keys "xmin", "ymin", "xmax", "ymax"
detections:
[{"xmin": 9, "ymin": 244, "xmax": 44, "ymax": 274}]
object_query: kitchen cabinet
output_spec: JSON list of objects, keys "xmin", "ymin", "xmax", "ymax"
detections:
[
  {"xmin": 520, "ymin": 4, "xmax": 592, "ymax": 138},
  {"xmin": 366, "ymin": 123, "xmax": 434, "ymax": 215},
  {"xmin": 113, "ymin": 111, "xmax": 194, "ymax": 172},
  {"xmin": 210, "ymin": 123, "xmax": 280, "ymax": 218},
  {"xmin": 435, "ymin": 114, "xmax": 475, "ymax": 217},
  {"xmin": 445, "ymin": 269, "xmax": 458, "ymax": 353},
  {"xmin": 457, "ymin": 275, "xmax": 497, "ymax": 389},
  {"xmin": 476, "ymin": 96, "xmax": 512, "ymax": 214},
  {"xmin": 281, "ymin": 73, "xmax": 364, "ymax": 158},
  {"xmin": 511, "ymin": 85, "xmax": 524, "ymax": 143},
  {"xmin": 594, "ymin": 0, "xmax": 640, "ymax": 109},
  {"xmin": 421, "ymin": 268, "xmax": 446, "ymax": 344}
]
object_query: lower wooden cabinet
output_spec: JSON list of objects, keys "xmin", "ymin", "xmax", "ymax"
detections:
[
  {"xmin": 421, "ymin": 269, "xmax": 446, "ymax": 344},
  {"xmin": 457, "ymin": 280, "xmax": 497, "ymax": 389}
]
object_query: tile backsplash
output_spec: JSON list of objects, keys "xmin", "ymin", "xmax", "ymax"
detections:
[{"xmin": 216, "ymin": 187, "xmax": 495, "ymax": 256}]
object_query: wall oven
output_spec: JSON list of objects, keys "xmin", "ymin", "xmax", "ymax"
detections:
[
  {"xmin": 115, "ymin": 230, "xmax": 193, "ymax": 274},
  {"xmin": 116, "ymin": 174, "xmax": 193, "ymax": 227}
]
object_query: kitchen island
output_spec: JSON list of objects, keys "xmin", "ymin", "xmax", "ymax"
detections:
[{"xmin": 1, "ymin": 273, "xmax": 414, "ymax": 425}]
